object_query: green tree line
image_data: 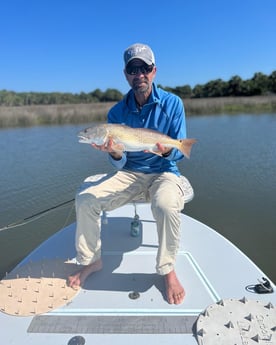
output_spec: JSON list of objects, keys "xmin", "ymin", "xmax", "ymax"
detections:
[
  {"xmin": 166, "ymin": 71, "xmax": 276, "ymax": 99},
  {"xmin": 1, "ymin": 71, "xmax": 275, "ymax": 106}
]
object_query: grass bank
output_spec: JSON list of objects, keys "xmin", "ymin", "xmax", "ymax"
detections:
[
  {"xmin": 0, "ymin": 95, "xmax": 275, "ymax": 128},
  {"xmin": 184, "ymin": 95, "xmax": 276, "ymax": 115},
  {"xmin": 0, "ymin": 102, "xmax": 115, "ymax": 128}
]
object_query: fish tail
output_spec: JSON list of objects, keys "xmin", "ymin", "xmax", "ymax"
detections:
[{"xmin": 179, "ymin": 139, "xmax": 197, "ymax": 158}]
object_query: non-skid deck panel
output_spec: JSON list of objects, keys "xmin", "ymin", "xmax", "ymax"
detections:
[
  {"xmin": 28, "ymin": 315, "xmax": 197, "ymax": 334},
  {"xmin": 53, "ymin": 252, "xmax": 218, "ymax": 313}
]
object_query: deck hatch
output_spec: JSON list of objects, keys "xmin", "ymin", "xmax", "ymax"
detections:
[{"xmin": 28, "ymin": 315, "xmax": 197, "ymax": 334}]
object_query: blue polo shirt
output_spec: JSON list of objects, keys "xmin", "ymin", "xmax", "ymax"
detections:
[{"xmin": 107, "ymin": 83, "xmax": 187, "ymax": 176}]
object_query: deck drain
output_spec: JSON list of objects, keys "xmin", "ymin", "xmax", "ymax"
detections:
[
  {"xmin": 68, "ymin": 336, "xmax": 85, "ymax": 345},
  {"xmin": 129, "ymin": 291, "xmax": 140, "ymax": 300}
]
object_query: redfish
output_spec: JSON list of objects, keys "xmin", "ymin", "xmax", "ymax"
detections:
[{"xmin": 78, "ymin": 124, "xmax": 196, "ymax": 158}]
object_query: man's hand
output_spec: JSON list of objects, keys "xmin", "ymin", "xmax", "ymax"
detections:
[
  {"xmin": 155, "ymin": 143, "xmax": 172, "ymax": 156},
  {"xmin": 144, "ymin": 143, "xmax": 172, "ymax": 156},
  {"xmin": 91, "ymin": 138, "xmax": 123, "ymax": 160}
]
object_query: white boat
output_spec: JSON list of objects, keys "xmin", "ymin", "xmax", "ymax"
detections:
[{"xmin": 0, "ymin": 175, "xmax": 275, "ymax": 345}]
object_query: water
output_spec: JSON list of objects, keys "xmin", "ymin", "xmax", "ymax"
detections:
[{"xmin": 0, "ymin": 114, "xmax": 275, "ymax": 282}]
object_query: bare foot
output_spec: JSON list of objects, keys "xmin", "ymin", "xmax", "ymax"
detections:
[
  {"xmin": 164, "ymin": 270, "xmax": 185, "ymax": 304},
  {"xmin": 67, "ymin": 258, "xmax": 103, "ymax": 289}
]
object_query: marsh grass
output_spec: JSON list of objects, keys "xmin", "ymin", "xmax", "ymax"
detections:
[
  {"xmin": 0, "ymin": 103, "xmax": 115, "ymax": 128},
  {"xmin": 184, "ymin": 95, "xmax": 276, "ymax": 115},
  {"xmin": 0, "ymin": 96, "xmax": 275, "ymax": 128}
]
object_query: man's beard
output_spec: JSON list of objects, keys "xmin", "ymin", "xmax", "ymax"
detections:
[{"xmin": 132, "ymin": 78, "xmax": 151, "ymax": 94}]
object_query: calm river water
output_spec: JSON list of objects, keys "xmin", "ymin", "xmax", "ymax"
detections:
[{"xmin": 0, "ymin": 114, "xmax": 275, "ymax": 282}]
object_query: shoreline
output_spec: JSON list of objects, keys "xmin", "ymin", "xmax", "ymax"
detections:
[{"xmin": 0, "ymin": 95, "xmax": 276, "ymax": 128}]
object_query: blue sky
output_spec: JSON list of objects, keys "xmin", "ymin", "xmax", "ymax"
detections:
[{"xmin": 1, "ymin": 0, "xmax": 275, "ymax": 94}]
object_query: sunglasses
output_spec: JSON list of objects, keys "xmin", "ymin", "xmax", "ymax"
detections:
[{"xmin": 126, "ymin": 64, "xmax": 154, "ymax": 75}]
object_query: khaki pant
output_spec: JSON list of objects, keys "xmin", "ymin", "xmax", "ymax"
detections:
[{"xmin": 75, "ymin": 171, "xmax": 186, "ymax": 275}]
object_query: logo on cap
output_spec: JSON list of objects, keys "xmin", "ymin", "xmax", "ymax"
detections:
[{"xmin": 124, "ymin": 43, "xmax": 155, "ymax": 66}]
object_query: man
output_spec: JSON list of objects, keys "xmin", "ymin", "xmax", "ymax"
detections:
[{"xmin": 68, "ymin": 43, "xmax": 190, "ymax": 305}]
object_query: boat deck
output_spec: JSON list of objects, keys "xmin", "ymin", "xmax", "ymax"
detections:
[{"xmin": 1, "ymin": 203, "xmax": 275, "ymax": 345}]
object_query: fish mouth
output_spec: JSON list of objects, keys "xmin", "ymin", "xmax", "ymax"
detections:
[{"xmin": 78, "ymin": 135, "xmax": 89, "ymax": 142}]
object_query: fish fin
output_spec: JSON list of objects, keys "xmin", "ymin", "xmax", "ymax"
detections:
[
  {"xmin": 145, "ymin": 150, "xmax": 163, "ymax": 156},
  {"xmin": 110, "ymin": 142, "xmax": 125, "ymax": 152},
  {"xmin": 179, "ymin": 138, "xmax": 197, "ymax": 158}
]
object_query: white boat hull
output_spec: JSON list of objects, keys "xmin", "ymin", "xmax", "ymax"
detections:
[{"xmin": 0, "ymin": 203, "xmax": 275, "ymax": 345}]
